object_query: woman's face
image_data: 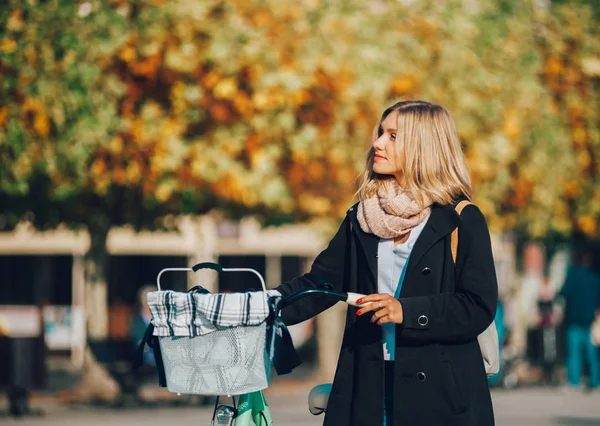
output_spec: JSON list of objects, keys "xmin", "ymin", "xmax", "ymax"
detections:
[{"xmin": 372, "ymin": 111, "xmax": 403, "ymax": 182}]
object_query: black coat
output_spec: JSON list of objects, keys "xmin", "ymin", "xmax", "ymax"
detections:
[{"xmin": 277, "ymin": 201, "xmax": 498, "ymax": 426}]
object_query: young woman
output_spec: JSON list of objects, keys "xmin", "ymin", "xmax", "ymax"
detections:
[{"xmin": 276, "ymin": 100, "xmax": 498, "ymax": 426}]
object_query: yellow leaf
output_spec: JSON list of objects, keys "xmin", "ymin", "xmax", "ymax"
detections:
[
  {"xmin": 252, "ymin": 10, "xmax": 273, "ymax": 28},
  {"xmin": 7, "ymin": 10, "xmax": 24, "ymax": 32},
  {"xmin": 14, "ymin": 155, "xmax": 32, "ymax": 179},
  {"xmin": 233, "ymin": 93, "xmax": 253, "ymax": 116},
  {"xmin": 156, "ymin": 182, "xmax": 173, "ymax": 202},
  {"xmin": 577, "ymin": 151, "xmax": 591, "ymax": 169},
  {"xmin": 95, "ymin": 178, "xmax": 110, "ymax": 196},
  {"xmin": 110, "ymin": 136, "xmax": 124, "ymax": 154},
  {"xmin": 23, "ymin": 45, "xmax": 36, "ymax": 62},
  {"xmin": 577, "ymin": 215, "xmax": 596, "ymax": 236},
  {"xmin": 299, "ymin": 194, "xmax": 331, "ymax": 216},
  {"xmin": 390, "ymin": 75, "xmax": 418, "ymax": 96},
  {"xmin": 252, "ymin": 91, "xmax": 271, "ymax": 110},
  {"xmin": 545, "ymin": 56, "xmax": 562, "ymax": 75},
  {"xmin": 113, "ymin": 167, "xmax": 126, "ymax": 185},
  {"xmin": 291, "ymin": 90, "xmax": 311, "ymax": 106},
  {"xmin": 91, "ymin": 159, "xmax": 107, "ymax": 177},
  {"xmin": 213, "ymin": 78, "xmax": 238, "ymax": 99},
  {"xmin": 129, "ymin": 119, "xmax": 145, "ymax": 143},
  {"xmin": 201, "ymin": 71, "xmax": 221, "ymax": 89},
  {"xmin": 119, "ymin": 46, "xmax": 137, "ymax": 63},
  {"xmin": 563, "ymin": 181, "xmax": 581, "ymax": 198},
  {"xmin": 0, "ymin": 38, "xmax": 17, "ymax": 54},
  {"xmin": 503, "ymin": 109, "xmax": 521, "ymax": 140},
  {"xmin": 159, "ymin": 118, "xmax": 184, "ymax": 141},
  {"xmin": 0, "ymin": 107, "xmax": 8, "ymax": 128},
  {"xmin": 34, "ymin": 112, "xmax": 50, "ymax": 136},
  {"xmin": 306, "ymin": 162, "xmax": 325, "ymax": 180},
  {"xmin": 573, "ymin": 127, "xmax": 587, "ymax": 146},
  {"xmin": 131, "ymin": 54, "xmax": 161, "ymax": 78},
  {"xmin": 18, "ymin": 72, "xmax": 33, "ymax": 87},
  {"xmin": 126, "ymin": 162, "xmax": 141, "ymax": 184}
]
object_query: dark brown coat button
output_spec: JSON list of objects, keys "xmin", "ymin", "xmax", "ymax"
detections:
[{"xmin": 421, "ymin": 267, "xmax": 431, "ymax": 275}]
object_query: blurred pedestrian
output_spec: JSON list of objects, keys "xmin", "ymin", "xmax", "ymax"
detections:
[
  {"xmin": 277, "ymin": 101, "xmax": 497, "ymax": 426},
  {"xmin": 557, "ymin": 251, "xmax": 600, "ymax": 391},
  {"xmin": 535, "ymin": 277, "xmax": 560, "ymax": 385}
]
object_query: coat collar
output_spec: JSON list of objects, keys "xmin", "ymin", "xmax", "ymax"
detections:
[{"xmin": 347, "ymin": 202, "xmax": 461, "ymax": 280}]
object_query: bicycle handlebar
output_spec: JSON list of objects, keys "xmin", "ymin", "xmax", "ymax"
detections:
[{"xmin": 280, "ymin": 285, "xmax": 368, "ymax": 309}]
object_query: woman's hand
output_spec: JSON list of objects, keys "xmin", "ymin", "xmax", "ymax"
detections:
[{"xmin": 355, "ymin": 294, "xmax": 404, "ymax": 325}]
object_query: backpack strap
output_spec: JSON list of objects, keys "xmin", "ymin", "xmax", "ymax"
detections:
[{"xmin": 451, "ymin": 200, "xmax": 473, "ymax": 264}]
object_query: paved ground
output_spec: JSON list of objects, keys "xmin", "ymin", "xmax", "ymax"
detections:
[{"xmin": 1, "ymin": 386, "xmax": 599, "ymax": 426}]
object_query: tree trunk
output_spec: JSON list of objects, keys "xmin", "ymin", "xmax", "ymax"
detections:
[
  {"xmin": 63, "ymin": 224, "xmax": 119, "ymax": 402},
  {"xmin": 85, "ymin": 226, "xmax": 110, "ymax": 341}
]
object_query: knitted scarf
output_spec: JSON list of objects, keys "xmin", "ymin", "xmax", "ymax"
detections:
[{"xmin": 357, "ymin": 180, "xmax": 432, "ymax": 239}]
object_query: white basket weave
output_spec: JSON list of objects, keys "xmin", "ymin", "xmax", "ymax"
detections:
[{"xmin": 159, "ymin": 322, "xmax": 272, "ymax": 396}]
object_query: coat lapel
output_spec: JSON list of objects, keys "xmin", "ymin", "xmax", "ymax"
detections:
[
  {"xmin": 405, "ymin": 203, "xmax": 460, "ymax": 277},
  {"xmin": 347, "ymin": 207, "xmax": 379, "ymax": 281}
]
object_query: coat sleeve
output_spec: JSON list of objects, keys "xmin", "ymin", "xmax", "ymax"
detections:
[
  {"xmin": 275, "ymin": 215, "xmax": 350, "ymax": 326},
  {"xmin": 397, "ymin": 205, "xmax": 498, "ymax": 343}
]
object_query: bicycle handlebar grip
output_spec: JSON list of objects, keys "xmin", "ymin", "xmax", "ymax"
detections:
[
  {"xmin": 191, "ymin": 262, "xmax": 223, "ymax": 273},
  {"xmin": 346, "ymin": 292, "xmax": 372, "ymax": 307}
]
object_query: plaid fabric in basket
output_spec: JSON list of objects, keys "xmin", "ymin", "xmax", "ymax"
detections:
[{"xmin": 147, "ymin": 290, "xmax": 281, "ymax": 337}]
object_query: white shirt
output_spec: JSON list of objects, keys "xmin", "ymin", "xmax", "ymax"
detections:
[{"xmin": 378, "ymin": 213, "xmax": 430, "ymax": 360}]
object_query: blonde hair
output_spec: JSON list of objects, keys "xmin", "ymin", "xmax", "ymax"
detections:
[{"xmin": 357, "ymin": 100, "xmax": 472, "ymax": 206}]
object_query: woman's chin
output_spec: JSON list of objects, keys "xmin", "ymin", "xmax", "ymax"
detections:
[{"xmin": 373, "ymin": 166, "xmax": 392, "ymax": 176}]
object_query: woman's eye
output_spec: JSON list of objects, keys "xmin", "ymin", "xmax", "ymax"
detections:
[{"xmin": 390, "ymin": 133, "xmax": 396, "ymax": 141}]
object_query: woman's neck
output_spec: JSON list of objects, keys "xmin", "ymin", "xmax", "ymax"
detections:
[{"xmin": 394, "ymin": 173, "xmax": 405, "ymax": 188}]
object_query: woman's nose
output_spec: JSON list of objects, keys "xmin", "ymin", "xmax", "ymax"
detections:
[{"xmin": 373, "ymin": 136, "xmax": 385, "ymax": 150}]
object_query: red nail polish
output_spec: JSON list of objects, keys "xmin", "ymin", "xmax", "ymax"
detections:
[
  {"xmin": 357, "ymin": 298, "xmax": 363, "ymax": 304},
  {"xmin": 356, "ymin": 310, "xmax": 362, "ymax": 316}
]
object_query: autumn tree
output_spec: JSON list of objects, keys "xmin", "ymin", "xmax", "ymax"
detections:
[
  {"xmin": 0, "ymin": 0, "xmax": 156, "ymax": 399},
  {"xmin": 535, "ymin": 2, "xmax": 600, "ymax": 240}
]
